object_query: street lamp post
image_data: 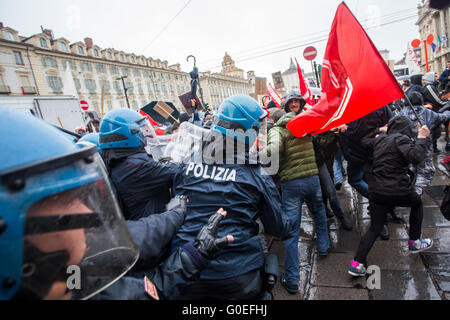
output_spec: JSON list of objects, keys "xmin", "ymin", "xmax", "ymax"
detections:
[{"xmin": 117, "ymin": 76, "xmax": 130, "ymax": 109}]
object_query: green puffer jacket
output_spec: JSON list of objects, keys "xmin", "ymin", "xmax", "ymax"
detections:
[{"xmin": 265, "ymin": 112, "xmax": 318, "ymax": 182}]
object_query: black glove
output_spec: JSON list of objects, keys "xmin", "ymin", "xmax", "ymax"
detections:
[
  {"xmin": 194, "ymin": 209, "xmax": 232, "ymax": 259},
  {"xmin": 165, "ymin": 195, "xmax": 188, "ymax": 219}
]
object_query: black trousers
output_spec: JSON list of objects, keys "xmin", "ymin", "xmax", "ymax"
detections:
[
  {"xmin": 178, "ymin": 268, "xmax": 262, "ymax": 300},
  {"xmin": 354, "ymin": 192, "xmax": 423, "ymax": 265}
]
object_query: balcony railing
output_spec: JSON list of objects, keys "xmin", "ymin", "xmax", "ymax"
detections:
[
  {"xmin": 0, "ymin": 85, "xmax": 11, "ymax": 94},
  {"xmin": 21, "ymin": 86, "xmax": 37, "ymax": 94}
]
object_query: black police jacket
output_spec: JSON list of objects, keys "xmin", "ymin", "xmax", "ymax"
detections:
[
  {"xmin": 170, "ymin": 140, "xmax": 292, "ymax": 280},
  {"xmin": 92, "ymin": 209, "xmax": 207, "ymax": 300},
  {"xmin": 109, "ymin": 151, "xmax": 180, "ymax": 220}
]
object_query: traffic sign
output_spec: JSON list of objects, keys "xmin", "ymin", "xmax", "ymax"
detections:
[
  {"xmin": 80, "ymin": 100, "xmax": 89, "ymax": 111},
  {"xmin": 303, "ymin": 46, "xmax": 317, "ymax": 61}
]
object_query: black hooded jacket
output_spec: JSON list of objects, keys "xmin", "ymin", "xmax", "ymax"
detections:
[
  {"xmin": 362, "ymin": 115, "xmax": 430, "ymax": 195},
  {"xmin": 405, "ymin": 74, "xmax": 425, "ymax": 97},
  {"xmin": 339, "ymin": 105, "xmax": 393, "ymax": 164}
]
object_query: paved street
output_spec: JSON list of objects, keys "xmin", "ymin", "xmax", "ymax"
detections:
[{"xmin": 267, "ymin": 137, "xmax": 450, "ymax": 300}]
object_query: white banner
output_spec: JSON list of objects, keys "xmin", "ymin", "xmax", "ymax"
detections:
[{"xmin": 407, "ymin": 42, "xmax": 421, "ymax": 75}]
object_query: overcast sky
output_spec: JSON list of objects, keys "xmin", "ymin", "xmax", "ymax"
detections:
[{"xmin": 0, "ymin": 0, "xmax": 421, "ymax": 82}]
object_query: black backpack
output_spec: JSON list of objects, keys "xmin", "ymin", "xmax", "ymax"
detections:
[{"xmin": 441, "ymin": 185, "xmax": 450, "ymax": 221}]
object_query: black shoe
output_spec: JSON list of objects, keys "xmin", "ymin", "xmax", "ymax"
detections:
[
  {"xmin": 380, "ymin": 224, "xmax": 390, "ymax": 240},
  {"xmin": 335, "ymin": 182, "xmax": 342, "ymax": 190},
  {"xmin": 280, "ymin": 273, "xmax": 298, "ymax": 294},
  {"xmin": 325, "ymin": 207, "xmax": 334, "ymax": 218},
  {"xmin": 336, "ymin": 213, "xmax": 353, "ymax": 231}
]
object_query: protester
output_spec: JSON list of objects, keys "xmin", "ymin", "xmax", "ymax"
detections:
[
  {"xmin": 170, "ymin": 94, "xmax": 292, "ymax": 299},
  {"xmin": 312, "ymin": 131, "xmax": 353, "ymax": 230},
  {"xmin": 401, "ymin": 92, "xmax": 450, "ymax": 195},
  {"xmin": 405, "ymin": 74, "xmax": 425, "ymax": 97},
  {"xmin": 349, "ymin": 115, "xmax": 433, "ymax": 276},
  {"xmin": 339, "ymin": 105, "xmax": 395, "ymax": 240},
  {"xmin": 423, "ymin": 71, "xmax": 449, "ymax": 152},
  {"xmin": 99, "ymin": 108, "xmax": 179, "ymax": 220},
  {"xmin": 265, "ymin": 89, "xmax": 329, "ymax": 294},
  {"xmin": 438, "ymin": 60, "xmax": 450, "ymax": 92},
  {"xmin": 333, "ymin": 145, "xmax": 346, "ymax": 190}
]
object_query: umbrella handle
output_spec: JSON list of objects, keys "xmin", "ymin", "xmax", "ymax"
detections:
[{"xmin": 187, "ymin": 55, "xmax": 196, "ymax": 67}]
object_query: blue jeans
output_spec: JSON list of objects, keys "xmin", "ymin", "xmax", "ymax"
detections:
[
  {"xmin": 333, "ymin": 148, "xmax": 345, "ymax": 184},
  {"xmin": 347, "ymin": 161, "xmax": 369, "ymax": 199},
  {"xmin": 281, "ymin": 175, "xmax": 330, "ymax": 285}
]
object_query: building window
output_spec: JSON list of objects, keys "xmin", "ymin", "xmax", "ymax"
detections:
[
  {"xmin": 126, "ymin": 82, "xmax": 134, "ymax": 94},
  {"xmin": 20, "ymin": 75, "xmax": 31, "ymax": 88},
  {"xmin": 120, "ymin": 54, "xmax": 124, "ymax": 61},
  {"xmin": 131, "ymin": 56, "xmax": 135, "ymax": 63},
  {"xmin": 60, "ymin": 42, "xmax": 68, "ymax": 52},
  {"xmin": 84, "ymin": 78, "xmax": 97, "ymax": 93},
  {"xmin": 81, "ymin": 62, "xmax": 92, "ymax": 72},
  {"xmin": 40, "ymin": 38, "xmax": 48, "ymax": 48},
  {"xmin": 110, "ymin": 65, "xmax": 119, "ymax": 74},
  {"xmin": 122, "ymin": 68, "xmax": 130, "ymax": 76},
  {"xmin": 13, "ymin": 51, "xmax": 24, "ymax": 65},
  {"xmin": 78, "ymin": 46, "xmax": 84, "ymax": 54},
  {"xmin": 94, "ymin": 49, "xmax": 99, "ymax": 57},
  {"xmin": 6, "ymin": 31, "xmax": 15, "ymax": 41},
  {"xmin": 96, "ymin": 64, "xmax": 107, "ymax": 73},
  {"xmin": 113, "ymin": 80, "xmax": 122, "ymax": 93},
  {"xmin": 42, "ymin": 57, "xmax": 57, "ymax": 68},
  {"xmin": 142, "ymin": 58, "xmax": 146, "ymax": 65},
  {"xmin": 73, "ymin": 78, "xmax": 81, "ymax": 92},
  {"xmin": 47, "ymin": 76, "xmax": 62, "ymax": 93},
  {"xmin": 64, "ymin": 60, "xmax": 77, "ymax": 70},
  {"xmin": 138, "ymin": 83, "xmax": 144, "ymax": 95},
  {"xmin": 99, "ymin": 79, "xmax": 111, "ymax": 94},
  {"xmin": 133, "ymin": 69, "xmax": 141, "ymax": 77},
  {"xmin": 107, "ymin": 52, "xmax": 112, "ymax": 59}
]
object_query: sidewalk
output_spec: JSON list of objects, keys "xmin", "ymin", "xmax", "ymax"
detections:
[{"xmin": 268, "ymin": 138, "xmax": 450, "ymax": 300}]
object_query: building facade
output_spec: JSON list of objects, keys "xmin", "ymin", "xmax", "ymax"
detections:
[
  {"xmin": 199, "ymin": 53, "xmax": 253, "ymax": 109},
  {"xmin": 416, "ymin": 0, "xmax": 450, "ymax": 74},
  {"xmin": 0, "ymin": 24, "xmax": 257, "ymax": 115}
]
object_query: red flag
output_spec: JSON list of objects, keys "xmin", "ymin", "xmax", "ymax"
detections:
[
  {"xmin": 295, "ymin": 58, "xmax": 316, "ymax": 108},
  {"xmin": 139, "ymin": 109, "xmax": 166, "ymax": 136},
  {"xmin": 266, "ymin": 83, "xmax": 282, "ymax": 109},
  {"xmin": 287, "ymin": 2, "xmax": 403, "ymax": 137}
]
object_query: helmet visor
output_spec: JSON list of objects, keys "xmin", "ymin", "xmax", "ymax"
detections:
[{"xmin": 21, "ymin": 154, "xmax": 138, "ymax": 300}]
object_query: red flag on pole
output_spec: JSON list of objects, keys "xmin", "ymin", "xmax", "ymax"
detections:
[
  {"xmin": 286, "ymin": 2, "xmax": 404, "ymax": 137},
  {"xmin": 295, "ymin": 57, "xmax": 316, "ymax": 109},
  {"xmin": 266, "ymin": 83, "xmax": 283, "ymax": 109},
  {"xmin": 139, "ymin": 109, "xmax": 166, "ymax": 135}
]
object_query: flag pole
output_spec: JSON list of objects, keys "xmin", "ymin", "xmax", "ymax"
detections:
[{"xmin": 403, "ymin": 93, "xmax": 424, "ymax": 126}]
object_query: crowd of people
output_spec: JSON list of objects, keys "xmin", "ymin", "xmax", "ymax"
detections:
[{"xmin": 1, "ymin": 61, "xmax": 450, "ymax": 300}]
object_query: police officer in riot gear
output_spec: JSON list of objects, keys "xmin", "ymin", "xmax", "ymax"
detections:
[
  {"xmin": 169, "ymin": 94, "xmax": 292, "ymax": 299},
  {"xmin": 0, "ymin": 105, "xmax": 233, "ymax": 300},
  {"xmin": 99, "ymin": 108, "xmax": 179, "ymax": 220}
]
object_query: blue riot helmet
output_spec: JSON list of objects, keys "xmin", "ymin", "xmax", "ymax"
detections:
[
  {"xmin": 77, "ymin": 132, "xmax": 102, "ymax": 153},
  {"xmin": 99, "ymin": 108, "xmax": 156, "ymax": 150},
  {"xmin": 211, "ymin": 94, "xmax": 268, "ymax": 145},
  {"xmin": 0, "ymin": 105, "xmax": 138, "ymax": 300}
]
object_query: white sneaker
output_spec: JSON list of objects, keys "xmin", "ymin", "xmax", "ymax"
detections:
[{"xmin": 408, "ymin": 238, "xmax": 433, "ymax": 253}]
